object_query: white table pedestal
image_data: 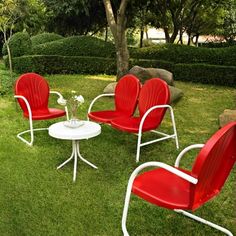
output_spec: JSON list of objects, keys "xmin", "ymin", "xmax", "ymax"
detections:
[
  {"xmin": 48, "ymin": 121, "xmax": 101, "ymax": 182},
  {"xmin": 57, "ymin": 140, "xmax": 97, "ymax": 182}
]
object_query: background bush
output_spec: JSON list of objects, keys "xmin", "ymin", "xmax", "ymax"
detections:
[
  {"xmin": 3, "ymin": 34, "xmax": 236, "ymax": 87},
  {"xmin": 31, "ymin": 36, "xmax": 116, "ymax": 58},
  {"xmin": 7, "ymin": 55, "xmax": 116, "ymax": 75},
  {"xmin": 130, "ymin": 44, "xmax": 236, "ymax": 66},
  {"xmin": 31, "ymin": 32, "xmax": 64, "ymax": 47},
  {"xmin": 2, "ymin": 32, "xmax": 32, "ymax": 57}
]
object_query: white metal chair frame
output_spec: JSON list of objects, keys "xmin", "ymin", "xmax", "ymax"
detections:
[
  {"xmin": 122, "ymin": 144, "xmax": 233, "ymax": 236},
  {"xmin": 88, "ymin": 95, "xmax": 179, "ymax": 162},
  {"xmin": 136, "ymin": 104, "xmax": 179, "ymax": 162},
  {"xmin": 87, "ymin": 93, "xmax": 115, "ymax": 117},
  {"xmin": 15, "ymin": 91, "xmax": 69, "ymax": 146}
]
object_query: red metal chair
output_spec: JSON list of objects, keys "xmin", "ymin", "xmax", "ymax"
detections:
[
  {"xmin": 14, "ymin": 73, "xmax": 68, "ymax": 146},
  {"xmin": 87, "ymin": 74, "xmax": 141, "ymax": 124},
  {"xmin": 111, "ymin": 78, "xmax": 179, "ymax": 162},
  {"xmin": 122, "ymin": 122, "xmax": 236, "ymax": 236}
]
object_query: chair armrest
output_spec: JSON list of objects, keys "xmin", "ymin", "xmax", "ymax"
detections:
[
  {"xmin": 87, "ymin": 93, "xmax": 115, "ymax": 114},
  {"xmin": 49, "ymin": 91, "xmax": 69, "ymax": 120},
  {"xmin": 139, "ymin": 104, "xmax": 173, "ymax": 134},
  {"xmin": 174, "ymin": 144, "xmax": 204, "ymax": 167},
  {"xmin": 14, "ymin": 95, "xmax": 32, "ymax": 120},
  {"xmin": 49, "ymin": 90, "xmax": 64, "ymax": 99}
]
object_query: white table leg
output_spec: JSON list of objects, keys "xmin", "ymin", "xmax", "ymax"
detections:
[
  {"xmin": 73, "ymin": 141, "xmax": 78, "ymax": 182},
  {"xmin": 57, "ymin": 140, "xmax": 97, "ymax": 182},
  {"xmin": 57, "ymin": 141, "xmax": 76, "ymax": 170},
  {"xmin": 76, "ymin": 141, "xmax": 98, "ymax": 169}
]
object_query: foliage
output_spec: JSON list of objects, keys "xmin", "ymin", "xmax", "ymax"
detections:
[
  {"xmin": 31, "ymin": 35, "xmax": 116, "ymax": 58},
  {"xmin": 2, "ymin": 32, "xmax": 32, "ymax": 57},
  {"xmin": 173, "ymin": 63, "xmax": 236, "ymax": 86},
  {"xmin": 130, "ymin": 44, "xmax": 236, "ymax": 66},
  {"xmin": 6, "ymin": 55, "xmax": 117, "ymax": 74},
  {"xmin": 31, "ymin": 32, "xmax": 63, "ymax": 46},
  {"xmin": 42, "ymin": 0, "xmax": 106, "ymax": 35}
]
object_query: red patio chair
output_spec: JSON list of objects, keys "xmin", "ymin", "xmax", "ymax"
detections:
[
  {"xmin": 14, "ymin": 73, "xmax": 68, "ymax": 146},
  {"xmin": 111, "ymin": 78, "xmax": 179, "ymax": 162},
  {"xmin": 87, "ymin": 74, "xmax": 141, "ymax": 124},
  {"xmin": 122, "ymin": 122, "xmax": 236, "ymax": 236}
]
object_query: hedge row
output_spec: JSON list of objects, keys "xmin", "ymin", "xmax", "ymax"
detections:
[
  {"xmin": 2, "ymin": 32, "xmax": 32, "ymax": 57},
  {"xmin": 8, "ymin": 55, "xmax": 117, "ymax": 75},
  {"xmin": 6, "ymin": 55, "xmax": 236, "ymax": 86},
  {"xmin": 31, "ymin": 36, "xmax": 116, "ymax": 58},
  {"xmin": 31, "ymin": 33, "xmax": 64, "ymax": 47},
  {"xmin": 130, "ymin": 44, "xmax": 236, "ymax": 66}
]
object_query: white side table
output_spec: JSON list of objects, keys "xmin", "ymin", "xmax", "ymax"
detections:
[{"xmin": 49, "ymin": 121, "xmax": 101, "ymax": 182}]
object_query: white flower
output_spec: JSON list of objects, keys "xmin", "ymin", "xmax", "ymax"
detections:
[
  {"xmin": 71, "ymin": 90, "xmax": 76, "ymax": 94},
  {"xmin": 76, "ymin": 95, "xmax": 84, "ymax": 104},
  {"xmin": 57, "ymin": 97, "xmax": 67, "ymax": 106}
]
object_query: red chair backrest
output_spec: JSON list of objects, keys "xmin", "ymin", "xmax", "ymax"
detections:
[
  {"xmin": 138, "ymin": 78, "xmax": 170, "ymax": 128},
  {"xmin": 190, "ymin": 122, "xmax": 236, "ymax": 210},
  {"xmin": 115, "ymin": 74, "xmax": 141, "ymax": 116},
  {"xmin": 15, "ymin": 73, "xmax": 50, "ymax": 113}
]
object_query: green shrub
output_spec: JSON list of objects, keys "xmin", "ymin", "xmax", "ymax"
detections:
[
  {"xmin": 9, "ymin": 55, "xmax": 116, "ymax": 75},
  {"xmin": 130, "ymin": 44, "xmax": 236, "ymax": 66},
  {"xmin": 173, "ymin": 63, "xmax": 236, "ymax": 86},
  {"xmin": 31, "ymin": 36, "xmax": 116, "ymax": 58},
  {"xmin": 31, "ymin": 33, "xmax": 64, "ymax": 47},
  {"xmin": 2, "ymin": 32, "xmax": 32, "ymax": 57}
]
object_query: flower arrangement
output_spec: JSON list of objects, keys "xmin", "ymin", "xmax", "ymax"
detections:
[{"xmin": 57, "ymin": 90, "xmax": 84, "ymax": 120}]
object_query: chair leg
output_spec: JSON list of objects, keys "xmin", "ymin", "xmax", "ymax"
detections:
[
  {"xmin": 122, "ymin": 178, "xmax": 134, "ymax": 236},
  {"xmin": 174, "ymin": 209, "xmax": 233, "ymax": 236},
  {"xmin": 136, "ymin": 132, "xmax": 142, "ymax": 163},
  {"xmin": 169, "ymin": 107, "xmax": 179, "ymax": 149}
]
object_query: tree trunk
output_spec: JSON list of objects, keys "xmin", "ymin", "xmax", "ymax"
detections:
[
  {"xmin": 163, "ymin": 27, "xmax": 170, "ymax": 43},
  {"xmin": 139, "ymin": 27, "xmax": 144, "ymax": 48},
  {"xmin": 103, "ymin": 0, "xmax": 129, "ymax": 80},
  {"xmin": 3, "ymin": 28, "xmax": 13, "ymax": 84},
  {"xmin": 105, "ymin": 24, "xmax": 108, "ymax": 42}
]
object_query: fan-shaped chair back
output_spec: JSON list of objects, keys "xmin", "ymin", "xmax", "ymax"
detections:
[
  {"xmin": 115, "ymin": 74, "xmax": 141, "ymax": 116},
  {"xmin": 15, "ymin": 73, "xmax": 49, "ymax": 114},
  {"xmin": 138, "ymin": 78, "xmax": 170, "ymax": 128},
  {"xmin": 190, "ymin": 122, "xmax": 236, "ymax": 210}
]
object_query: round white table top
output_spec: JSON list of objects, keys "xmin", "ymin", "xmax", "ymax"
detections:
[{"xmin": 48, "ymin": 121, "xmax": 101, "ymax": 140}]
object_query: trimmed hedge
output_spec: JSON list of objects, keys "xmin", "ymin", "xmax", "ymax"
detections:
[
  {"xmin": 8, "ymin": 55, "xmax": 116, "ymax": 75},
  {"xmin": 2, "ymin": 32, "xmax": 32, "ymax": 57},
  {"xmin": 130, "ymin": 44, "xmax": 236, "ymax": 67},
  {"xmin": 173, "ymin": 63, "xmax": 236, "ymax": 86},
  {"xmin": 31, "ymin": 33, "xmax": 64, "ymax": 47},
  {"xmin": 6, "ymin": 54, "xmax": 236, "ymax": 87},
  {"xmin": 31, "ymin": 36, "xmax": 116, "ymax": 58}
]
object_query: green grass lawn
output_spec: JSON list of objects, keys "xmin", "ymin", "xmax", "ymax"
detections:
[{"xmin": 0, "ymin": 65, "xmax": 235, "ymax": 235}]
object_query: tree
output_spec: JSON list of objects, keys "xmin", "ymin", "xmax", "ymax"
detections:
[
  {"xmin": 43, "ymin": 0, "xmax": 106, "ymax": 36},
  {"xmin": 0, "ymin": 0, "xmax": 25, "ymax": 82},
  {"xmin": 103, "ymin": 0, "xmax": 129, "ymax": 79}
]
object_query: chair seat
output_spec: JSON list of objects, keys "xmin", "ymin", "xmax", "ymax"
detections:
[
  {"xmin": 132, "ymin": 168, "xmax": 192, "ymax": 210},
  {"xmin": 24, "ymin": 108, "xmax": 66, "ymax": 120},
  {"xmin": 88, "ymin": 110, "xmax": 128, "ymax": 124},
  {"xmin": 111, "ymin": 116, "xmax": 158, "ymax": 133}
]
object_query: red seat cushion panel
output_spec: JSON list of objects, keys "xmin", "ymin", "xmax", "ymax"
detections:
[
  {"xmin": 132, "ymin": 168, "xmax": 192, "ymax": 210},
  {"xmin": 111, "ymin": 116, "xmax": 158, "ymax": 133},
  {"xmin": 88, "ymin": 110, "xmax": 126, "ymax": 124},
  {"xmin": 24, "ymin": 108, "xmax": 66, "ymax": 120}
]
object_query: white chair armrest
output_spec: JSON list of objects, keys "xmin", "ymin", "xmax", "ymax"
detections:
[
  {"xmin": 139, "ymin": 104, "xmax": 173, "ymax": 134},
  {"xmin": 87, "ymin": 93, "xmax": 115, "ymax": 114},
  {"xmin": 49, "ymin": 90, "xmax": 63, "ymax": 99},
  {"xmin": 14, "ymin": 95, "xmax": 32, "ymax": 121},
  {"xmin": 174, "ymin": 144, "xmax": 204, "ymax": 167},
  {"xmin": 128, "ymin": 161, "xmax": 198, "ymax": 186}
]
